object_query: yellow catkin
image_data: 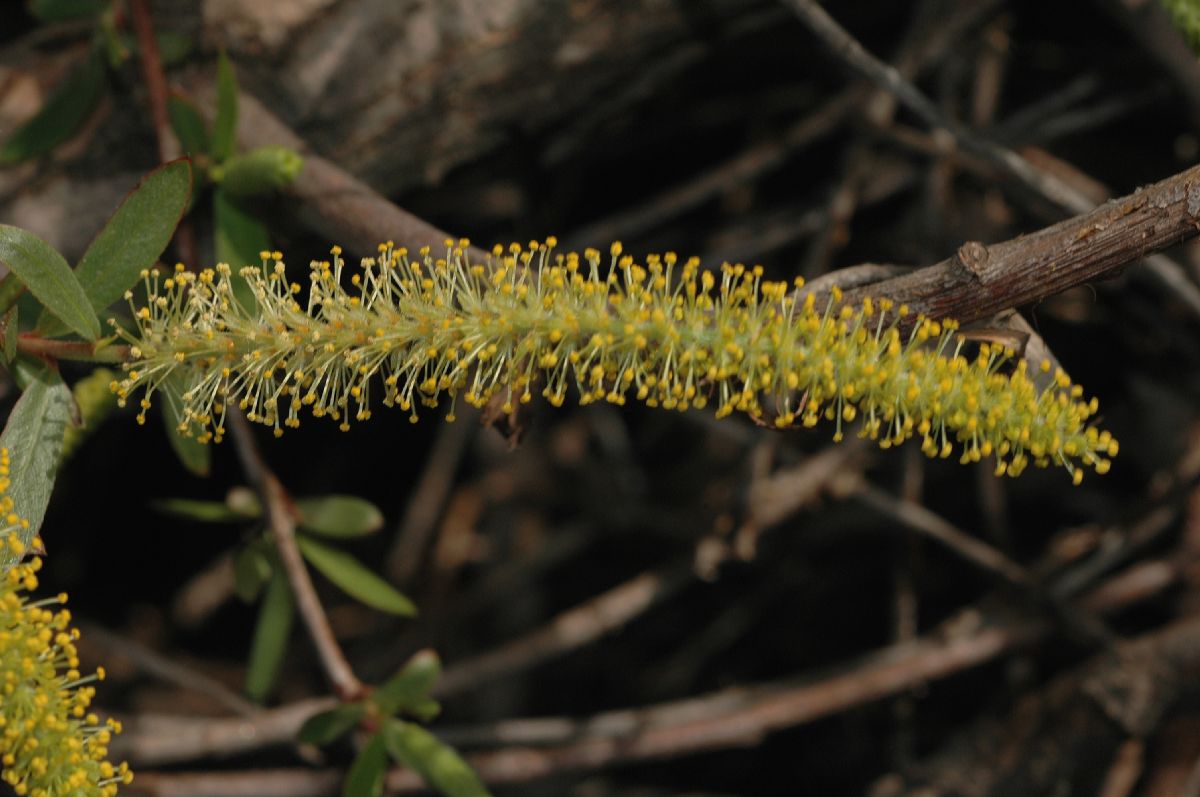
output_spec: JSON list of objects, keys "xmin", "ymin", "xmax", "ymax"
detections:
[
  {"xmin": 111, "ymin": 241, "xmax": 1116, "ymax": 481},
  {"xmin": 0, "ymin": 451, "xmax": 131, "ymax": 797}
]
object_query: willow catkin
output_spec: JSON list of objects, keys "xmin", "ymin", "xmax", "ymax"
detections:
[{"xmin": 111, "ymin": 239, "xmax": 1116, "ymax": 482}]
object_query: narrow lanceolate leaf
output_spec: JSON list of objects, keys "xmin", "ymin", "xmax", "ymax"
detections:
[
  {"xmin": 343, "ymin": 733, "xmax": 388, "ymax": 797},
  {"xmin": 296, "ymin": 495, "xmax": 385, "ymax": 538},
  {"xmin": 297, "ymin": 703, "xmax": 367, "ymax": 746},
  {"xmin": 160, "ymin": 374, "xmax": 211, "ymax": 476},
  {"xmin": 0, "ymin": 370, "xmax": 72, "ymax": 561},
  {"xmin": 168, "ymin": 94, "xmax": 209, "ymax": 156},
  {"xmin": 0, "ymin": 226, "xmax": 100, "ymax": 340},
  {"xmin": 0, "ymin": 49, "xmax": 105, "ymax": 165},
  {"xmin": 373, "ymin": 650, "xmax": 441, "ymax": 717},
  {"xmin": 211, "ymin": 51, "xmax": 239, "ymax": 162},
  {"xmin": 245, "ymin": 567, "xmax": 294, "ymax": 701},
  {"xmin": 233, "ymin": 544, "xmax": 273, "ymax": 603},
  {"xmin": 383, "ymin": 720, "xmax": 492, "ymax": 797},
  {"xmin": 37, "ymin": 160, "xmax": 192, "ymax": 337},
  {"xmin": 213, "ymin": 188, "xmax": 268, "ymax": 312},
  {"xmin": 152, "ymin": 497, "xmax": 253, "ymax": 524},
  {"xmin": 296, "ymin": 536, "xmax": 417, "ymax": 617}
]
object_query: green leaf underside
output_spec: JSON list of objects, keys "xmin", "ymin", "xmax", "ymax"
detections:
[
  {"xmin": 233, "ymin": 545, "xmax": 272, "ymax": 603},
  {"xmin": 152, "ymin": 31, "xmax": 194, "ymax": 68},
  {"xmin": 0, "ymin": 49, "xmax": 105, "ymax": 164},
  {"xmin": 28, "ymin": 0, "xmax": 106, "ymax": 22},
  {"xmin": 213, "ymin": 188, "xmax": 268, "ymax": 312},
  {"xmin": 343, "ymin": 733, "xmax": 388, "ymax": 797},
  {"xmin": 295, "ymin": 536, "xmax": 417, "ymax": 616},
  {"xmin": 211, "ymin": 51, "xmax": 238, "ymax": 162},
  {"xmin": 383, "ymin": 720, "xmax": 491, "ymax": 797},
  {"xmin": 168, "ymin": 95, "xmax": 209, "ymax": 156},
  {"xmin": 0, "ymin": 371, "xmax": 72, "ymax": 565},
  {"xmin": 152, "ymin": 497, "xmax": 253, "ymax": 523},
  {"xmin": 297, "ymin": 703, "xmax": 366, "ymax": 747},
  {"xmin": 373, "ymin": 651, "xmax": 441, "ymax": 717},
  {"xmin": 1, "ymin": 306, "xmax": 17, "ymax": 365},
  {"xmin": 245, "ymin": 567, "xmax": 294, "ymax": 701},
  {"xmin": 160, "ymin": 373, "xmax": 211, "ymax": 476},
  {"xmin": 0, "ymin": 226, "xmax": 101, "ymax": 340},
  {"xmin": 37, "ymin": 160, "xmax": 192, "ymax": 337},
  {"xmin": 296, "ymin": 495, "xmax": 385, "ymax": 538}
]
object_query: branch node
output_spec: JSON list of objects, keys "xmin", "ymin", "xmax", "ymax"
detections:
[
  {"xmin": 955, "ymin": 240, "xmax": 991, "ymax": 281},
  {"xmin": 1188, "ymin": 182, "xmax": 1200, "ymax": 219}
]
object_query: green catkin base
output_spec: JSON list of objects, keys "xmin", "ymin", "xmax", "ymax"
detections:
[{"xmin": 111, "ymin": 239, "xmax": 1117, "ymax": 482}]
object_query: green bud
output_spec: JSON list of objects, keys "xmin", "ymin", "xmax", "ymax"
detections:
[{"xmin": 212, "ymin": 146, "xmax": 304, "ymax": 197}]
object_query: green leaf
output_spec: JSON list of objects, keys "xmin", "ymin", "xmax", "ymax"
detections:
[
  {"xmin": 0, "ymin": 305, "xmax": 17, "ymax": 365},
  {"xmin": 297, "ymin": 703, "xmax": 366, "ymax": 746},
  {"xmin": 0, "ymin": 274, "xmax": 25, "ymax": 318},
  {"xmin": 296, "ymin": 495, "xmax": 385, "ymax": 539},
  {"xmin": 37, "ymin": 160, "xmax": 192, "ymax": 337},
  {"xmin": 0, "ymin": 370, "xmax": 72, "ymax": 566},
  {"xmin": 383, "ymin": 720, "xmax": 491, "ymax": 797},
  {"xmin": 98, "ymin": 8, "xmax": 129, "ymax": 68},
  {"xmin": 233, "ymin": 544, "xmax": 272, "ymax": 603},
  {"xmin": 213, "ymin": 188, "xmax": 268, "ymax": 312},
  {"xmin": 28, "ymin": 0, "xmax": 107, "ymax": 22},
  {"xmin": 153, "ymin": 30, "xmax": 194, "ymax": 67},
  {"xmin": 343, "ymin": 733, "xmax": 388, "ymax": 797},
  {"xmin": 0, "ymin": 49, "xmax": 105, "ymax": 164},
  {"xmin": 159, "ymin": 373, "xmax": 211, "ymax": 476},
  {"xmin": 372, "ymin": 650, "xmax": 440, "ymax": 717},
  {"xmin": 245, "ymin": 567, "xmax": 294, "ymax": 701},
  {"xmin": 213, "ymin": 146, "xmax": 303, "ymax": 197},
  {"xmin": 406, "ymin": 698, "xmax": 442, "ymax": 724},
  {"xmin": 60, "ymin": 365, "xmax": 118, "ymax": 463},
  {"xmin": 211, "ymin": 50, "xmax": 238, "ymax": 162},
  {"xmin": 152, "ymin": 497, "xmax": 253, "ymax": 524},
  {"xmin": 296, "ymin": 536, "xmax": 417, "ymax": 617},
  {"xmin": 168, "ymin": 94, "xmax": 209, "ymax": 156},
  {"xmin": 0, "ymin": 226, "xmax": 101, "ymax": 340}
]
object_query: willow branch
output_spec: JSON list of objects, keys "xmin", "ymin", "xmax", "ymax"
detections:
[
  {"xmin": 845, "ymin": 162, "xmax": 1200, "ymax": 324},
  {"xmin": 783, "ymin": 0, "xmax": 1200, "ymax": 323},
  {"xmin": 226, "ymin": 410, "xmax": 364, "ymax": 701}
]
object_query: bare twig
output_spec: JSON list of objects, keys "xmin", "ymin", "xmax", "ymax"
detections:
[
  {"xmin": 435, "ymin": 567, "xmax": 694, "ymax": 698},
  {"xmin": 848, "ymin": 161, "xmax": 1200, "ymax": 325},
  {"xmin": 80, "ymin": 622, "xmax": 259, "ymax": 717},
  {"xmin": 781, "ymin": 0, "xmax": 1094, "ymax": 210},
  {"xmin": 385, "ymin": 407, "xmax": 478, "ymax": 585},
  {"xmin": 783, "ymin": 0, "xmax": 1200, "ymax": 323},
  {"xmin": 111, "ymin": 697, "xmax": 334, "ymax": 766},
  {"xmin": 116, "ymin": 517, "xmax": 1183, "ymax": 768},
  {"xmin": 128, "ymin": 0, "xmax": 197, "ymax": 266},
  {"xmin": 854, "ymin": 482, "xmax": 1030, "ymax": 586},
  {"xmin": 128, "ymin": 0, "xmax": 177, "ymax": 164},
  {"xmin": 121, "ymin": 769, "xmax": 340, "ymax": 797},
  {"xmin": 184, "ymin": 75, "xmax": 484, "ymax": 262},
  {"xmin": 1094, "ymin": 0, "xmax": 1200, "ymax": 131},
  {"xmin": 226, "ymin": 410, "xmax": 364, "ymax": 700}
]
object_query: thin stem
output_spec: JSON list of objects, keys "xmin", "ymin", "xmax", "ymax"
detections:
[
  {"xmin": 14, "ymin": 335, "xmax": 130, "ymax": 364},
  {"xmin": 225, "ymin": 409, "xmax": 365, "ymax": 701}
]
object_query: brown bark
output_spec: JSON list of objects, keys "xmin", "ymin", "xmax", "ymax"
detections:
[{"xmin": 846, "ymin": 163, "xmax": 1200, "ymax": 325}]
